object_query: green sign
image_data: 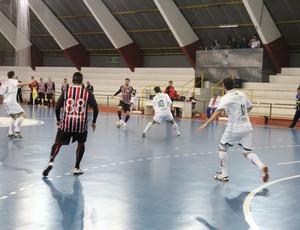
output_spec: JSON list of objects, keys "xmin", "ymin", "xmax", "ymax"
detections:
[{"xmin": 110, "ymin": 57, "xmax": 119, "ymax": 64}]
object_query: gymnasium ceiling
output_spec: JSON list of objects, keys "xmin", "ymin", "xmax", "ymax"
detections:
[{"xmin": 0, "ymin": 0, "xmax": 300, "ymax": 58}]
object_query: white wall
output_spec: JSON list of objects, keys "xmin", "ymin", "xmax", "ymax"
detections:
[{"xmin": 0, "ymin": 66, "xmax": 195, "ymax": 106}]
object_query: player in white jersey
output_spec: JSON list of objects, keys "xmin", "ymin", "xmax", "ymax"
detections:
[
  {"xmin": 0, "ymin": 71, "xmax": 33, "ymax": 138},
  {"xmin": 199, "ymin": 77, "xmax": 269, "ymax": 182},
  {"xmin": 142, "ymin": 86, "xmax": 180, "ymax": 137}
]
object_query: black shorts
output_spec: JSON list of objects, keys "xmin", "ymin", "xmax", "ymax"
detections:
[
  {"xmin": 46, "ymin": 93, "xmax": 54, "ymax": 100},
  {"xmin": 118, "ymin": 101, "xmax": 131, "ymax": 112},
  {"xmin": 55, "ymin": 129, "xmax": 87, "ymax": 145}
]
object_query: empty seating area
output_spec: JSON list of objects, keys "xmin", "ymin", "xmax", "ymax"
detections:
[
  {"xmin": 241, "ymin": 68, "xmax": 300, "ymax": 119},
  {"xmin": 0, "ymin": 66, "xmax": 299, "ymax": 122},
  {"xmin": 0, "ymin": 67, "xmax": 195, "ymax": 107}
]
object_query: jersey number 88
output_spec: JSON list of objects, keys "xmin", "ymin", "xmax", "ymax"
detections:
[{"xmin": 66, "ymin": 98, "xmax": 85, "ymax": 114}]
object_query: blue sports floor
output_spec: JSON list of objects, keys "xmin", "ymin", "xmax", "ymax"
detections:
[{"xmin": 0, "ymin": 105, "xmax": 299, "ymax": 230}]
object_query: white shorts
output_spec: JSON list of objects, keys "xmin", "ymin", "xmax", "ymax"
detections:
[
  {"xmin": 4, "ymin": 101, "xmax": 25, "ymax": 116},
  {"xmin": 220, "ymin": 131, "xmax": 252, "ymax": 152},
  {"xmin": 153, "ymin": 113, "xmax": 174, "ymax": 124}
]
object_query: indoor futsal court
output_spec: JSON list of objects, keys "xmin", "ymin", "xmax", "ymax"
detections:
[{"xmin": 0, "ymin": 105, "xmax": 299, "ymax": 230}]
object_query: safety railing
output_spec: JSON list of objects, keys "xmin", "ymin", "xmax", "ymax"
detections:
[
  {"xmin": 140, "ymin": 74, "xmax": 205, "ymax": 108},
  {"xmin": 180, "ymin": 71, "xmax": 205, "ymax": 95},
  {"xmin": 210, "ymin": 72, "xmax": 236, "ymax": 97},
  {"xmin": 249, "ymin": 102, "xmax": 295, "ymax": 121},
  {"xmin": 239, "ymin": 88, "xmax": 296, "ymax": 106}
]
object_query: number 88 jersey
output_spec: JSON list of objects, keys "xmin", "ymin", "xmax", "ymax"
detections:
[{"xmin": 58, "ymin": 85, "xmax": 97, "ymax": 133}]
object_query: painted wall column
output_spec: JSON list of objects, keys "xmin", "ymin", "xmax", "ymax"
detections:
[
  {"xmin": 28, "ymin": 0, "xmax": 89, "ymax": 70},
  {"xmin": 154, "ymin": 0, "xmax": 204, "ymax": 68},
  {"xmin": 83, "ymin": 0, "xmax": 143, "ymax": 72},
  {"xmin": 243, "ymin": 0, "xmax": 289, "ymax": 73}
]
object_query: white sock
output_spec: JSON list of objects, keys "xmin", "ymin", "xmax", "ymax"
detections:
[
  {"xmin": 14, "ymin": 116, "xmax": 25, "ymax": 132},
  {"xmin": 219, "ymin": 151, "xmax": 228, "ymax": 176},
  {"xmin": 143, "ymin": 122, "xmax": 153, "ymax": 133},
  {"xmin": 172, "ymin": 123, "xmax": 180, "ymax": 134},
  {"xmin": 246, "ymin": 153, "xmax": 264, "ymax": 170},
  {"xmin": 8, "ymin": 119, "xmax": 15, "ymax": 135}
]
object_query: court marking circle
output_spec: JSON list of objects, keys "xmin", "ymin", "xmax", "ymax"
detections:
[
  {"xmin": 243, "ymin": 174, "xmax": 300, "ymax": 230},
  {"xmin": 0, "ymin": 117, "xmax": 44, "ymax": 127}
]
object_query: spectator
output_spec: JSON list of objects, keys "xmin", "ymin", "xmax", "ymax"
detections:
[
  {"xmin": 240, "ymin": 36, "xmax": 249, "ymax": 48},
  {"xmin": 45, "ymin": 77, "xmax": 55, "ymax": 108},
  {"xmin": 227, "ymin": 36, "xmax": 239, "ymax": 49},
  {"xmin": 164, "ymin": 80, "xmax": 180, "ymax": 117},
  {"xmin": 249, "ymin": 35, "xmax": 261, "ymax": 48},
  {"xmin": 206, "ymin": 94, "xmax": 221, "ymax": 119},
  {"xmin": 230, "ymin": 36, "xmax": 239, "ymax": 49},
  {"xmin": 288, "ymin": 87, "xmax": 300, "ymax": 128},
  {"xmin": 29, "ymin": 76, "xmax": 38, "ymax": 105},
  {"xmin": 61, "ymin": 78, "xmax": 69, "ymax": 92},
  {"xmin": 187, "ymin": 92, "xmax": 197, "ymax": 110},
  {"xmin": 86, "ymin": 81, "xmax": 94, "ymax": 94},
  {"xmin": 211, "ymin": 39, "xmax": 221, "ymax": 50},
  {"xmin": 37, "ymin": 77, "xmax": 46, "ymax": 107}
]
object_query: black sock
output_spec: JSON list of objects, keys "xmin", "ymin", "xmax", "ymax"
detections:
[
  {"xmin": 75, "ymin": 144, "xmax": 85, "ymax": 169},
  {"xmin": 50, "ymin": 143, "xmax": 62, "ymax": 162},
  {"xmin": 118, "ymin": 111, "xmax": 122, "ymax": 120},
  {"xmin": 125, "ymin": 115, "xmax": 130, "ymax": 122}
]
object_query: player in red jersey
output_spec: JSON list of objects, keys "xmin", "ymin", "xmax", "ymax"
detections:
[
  {"xmin": 111, "ymin": 78, "xmax": 134, "ymax": 127},
  {"xmin": 43, "ymin": 72, "xmax": 98, "ymax": 176}
]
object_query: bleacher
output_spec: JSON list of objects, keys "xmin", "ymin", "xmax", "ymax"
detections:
[
  {"xmin": 0, "ymin": 66, "xmax": 299, "ymax": 122},
  {"xmin": 0, "ymin": 67, "xmax": 195, "ymax": 107},
  {"xmin": 242, "ymin": 68, "xmax": 300, "ymax": 119}
]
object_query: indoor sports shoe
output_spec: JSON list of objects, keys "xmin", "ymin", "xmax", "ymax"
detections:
[
  {"xmin": 73, "ymin": 168, "xmax": 84, "ymax": 175},
  {"xmin": 142, "ymin": 132, "xmax": 146, "ymax": 137},
  {"xmin": 13, "ymin": 132, "xmax": 22, "ymax": 139},
  {"xmin": 214, "ymin": 174, "xmax": 229, "ymax": 181},
  {"xmin": 8, "ymin": 134, "xmax": 14, "ymax": 139},
  {"xmin": 262, "ymin": 166, "xmax": 269, "ymax": 182},
  {"xmin": 43, "ymin": 162, "xmax": 53, "ymax": 177},
  {"xmin": 123, "ymin": 122, "xmax": 127, "ymax": 127}
]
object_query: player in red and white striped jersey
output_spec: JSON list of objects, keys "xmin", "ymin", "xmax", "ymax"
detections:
[
  {"xmin": 43, "ymin": 72, "xmax": 98, "ymax": 176},
  {"xmin": 111, "ymin": 78, "xmax": 134, "ymax": 127}
]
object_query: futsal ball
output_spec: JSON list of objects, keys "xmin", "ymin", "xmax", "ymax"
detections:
[{"xmin": 115, "ymin": 120, "xmax": 122, "ymax": 128}]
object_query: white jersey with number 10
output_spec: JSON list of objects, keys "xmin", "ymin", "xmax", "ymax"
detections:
[{"xmin": 153, "ymin": 93, "xmax": 172, "ymax": 116}]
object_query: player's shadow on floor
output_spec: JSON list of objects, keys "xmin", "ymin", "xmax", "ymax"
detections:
[
  {"xmin": 0, "ymin": 140, "xmax": 33, "ymax": 173},
  {"xmin": 43, "ymin": 177, "xmax": 84, "ymax": 230},
  {"xmin": 195, "ymin": 183, "xmax": 269, "ymax": 230}
]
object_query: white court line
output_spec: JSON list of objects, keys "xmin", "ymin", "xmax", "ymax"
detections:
[
  {"xmin": 277, "ymin": 160, "xmax": 300, "ymax": 166},
  {"xmin": 243, "ymin": 175, "xmax": 300, "ymax": 230}
]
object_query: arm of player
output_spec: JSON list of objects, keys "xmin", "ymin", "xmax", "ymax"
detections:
[
  {"xmin": 111, "ymin": 86, "xmax": 122, "ymax": 99},
  {"xmin": 245, "ymin": 96, "xmax": 253, "ymax": 113},
  {"xmin": 89, "ymin": 94, "xmax": 99, "ymax": 132},
  {"xmin": 198, "ymin": 109, "xmax": 223, "ymax": 132},
  {"xmin": 55, "ymin": 93, "xmax": 64, "ymax": 125},
  {"xmin": 18, "ymin": 80, "xmax": 34, "ymax": 87}
]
